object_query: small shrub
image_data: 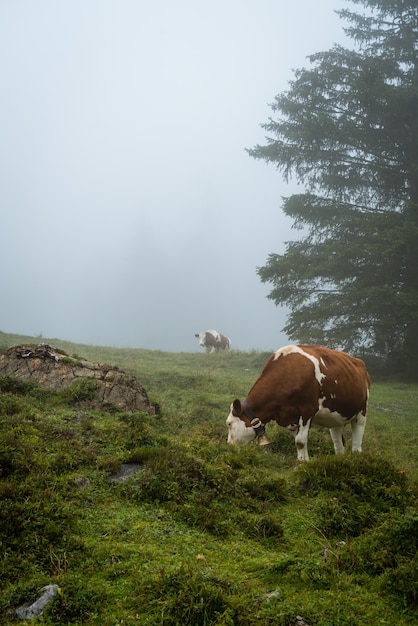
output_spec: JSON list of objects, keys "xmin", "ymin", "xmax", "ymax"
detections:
[
  {"xmin": 338, "ymin": 509, "xmax": 418, "ymax": 575},
  {"xmin": 118, "ymin": 442, "xmax": 288, "ymax": 537},
  {"xmin": 236, "ymin": 475, "xmax": 288, "ymax": 503},
  {"xmin": 253, "ymin": 514, "xmax": 284, "ymax": 540},
  {"xmin": 179, "ymin": 493, "xmax": 231, "ymax": 536},
  {"xmin": 120, "ymin": 411, "xmax": 160, "ymax": 448},
  {"xmin": 0, "ymin": 488, "xmax": 76, "ymax": 560},
  {"xmin": 297, "ymin": 454, "xmax": 409, "ymax": 502},
  {"xmin": 61, "ymin": 356, "xmax": 82, "ymax": 366},
  {"xmin": 126, "ymin": 445, "xmax": 160, "ymax": 464},
  {"xmin": 0, "ymin": 395, "xmax": 28, "ymax": 416},
  {"xmin": 124, "ymin": 445, "xmax": 215, "ymax": 503},
  {"xmin": 0, "ymin": 375, "xmax": 34, "ymax": 395},
  {"xmin": 49, "ymin": 578, "xmax": 104, "ymax": 622},
  {"xmin": 137, "ymin": 564, "xmax": 234, "ymax": 626},
  {"xmin": 0, "ymin": 431, "xmax": 37, "ymax": 477},
  {"xmin": 297, "ymin": 454, "xmax": 411, "ymax": 537},
  {"xmin": 96, "ymin": 456, "xmax": 122, "ymax": 473},
  {"xmin": 59, "ymin": 378, "xmax": 100, "ymax": 405},
  {"xmin": 317, "ymin": 492, "xmax": 375, "ymax": 538},
  {"xmin": 118, "ymin": 411, "xmax": 152, "ymax": 427},
  {"xmin": 381, "ymin": 553, "xmax": 418, "ymax": 610}
]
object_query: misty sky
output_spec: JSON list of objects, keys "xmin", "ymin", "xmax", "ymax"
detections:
[{"xmin": 0, "ymin": 0, "xmax": 350, "ymax": 352}]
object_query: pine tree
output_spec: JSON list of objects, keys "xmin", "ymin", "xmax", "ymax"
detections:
[{"xmin": 248, "ymin": 0, "xmax": 418, "ymax": 378}]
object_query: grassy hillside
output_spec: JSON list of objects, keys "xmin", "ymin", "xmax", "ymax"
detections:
[{"xmin": 0, "ymin": 332, "xmax": 417, "ymax": 625}]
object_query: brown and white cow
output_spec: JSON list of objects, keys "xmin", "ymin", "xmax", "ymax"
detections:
[
  {"xmin": 226, "ymin": 344, "xmax": 370, "ymax": 461},
  {"xmin": 195, "ymin": 330, "xmax": 231, "ymax": 353}
]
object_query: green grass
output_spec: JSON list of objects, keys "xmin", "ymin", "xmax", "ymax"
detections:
[{"xmin": 0, "ymin": 331, "xmax": 417, "ymax": 625}]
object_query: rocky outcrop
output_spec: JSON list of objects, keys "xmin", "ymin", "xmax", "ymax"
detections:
[{"xmin": 0, "ymin": 343, "xmax": 156, "ymax": 414}]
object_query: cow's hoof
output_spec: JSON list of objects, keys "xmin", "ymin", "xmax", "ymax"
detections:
[{"xmin": 258, "ymin": 435, "xmax": 271, "ymax": 446}]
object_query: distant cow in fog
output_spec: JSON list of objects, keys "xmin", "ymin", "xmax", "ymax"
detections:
[{"xmin": 195, "ymin": 330, "xmax": 231, "ymax": 353}]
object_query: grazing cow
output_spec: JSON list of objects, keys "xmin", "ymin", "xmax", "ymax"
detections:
[
  {"xmin": 226, "ymin": 344, "xmax": 370, "ymax": 461},
  {"xmin": 195, "ymin": 330, "xmax": 231, "ymax": 353}
]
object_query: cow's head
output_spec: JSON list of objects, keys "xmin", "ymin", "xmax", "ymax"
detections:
[
  {"xmin": 195, "ymin": 332, "xmax": 207, "ymax": 348},
  {"xmin": 226, "ymin": 399, "xmax": 270, "ymax": 446}
]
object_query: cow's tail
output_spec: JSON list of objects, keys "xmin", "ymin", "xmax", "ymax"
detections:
[{"xmin": 361, "ymin": 375, "xmax": 371, "ymax": 415}]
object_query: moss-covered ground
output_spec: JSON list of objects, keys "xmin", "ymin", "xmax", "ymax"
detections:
[{"xmin": 0, "ymin": 332, "xmax": 417, "ymax": 625}]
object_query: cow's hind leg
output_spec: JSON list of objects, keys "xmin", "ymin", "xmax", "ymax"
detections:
[
  {"xmin": 350, "ymin": 413, "xmax": 366, "ymax": 452},
  {"xmin": 329, "ymin": 426, "xmax": 345, "ymax": 455}
]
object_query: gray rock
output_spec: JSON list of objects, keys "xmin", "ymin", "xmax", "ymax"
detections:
[
  {"xmin": 108, "ymin": 462, "xmax": 142, "ymax": 483},
  {"xmin": 0, "ymin": 343, "xmax": 156, "ymax": 414},
  {"xmin": 15, "ymin": 584, "xmax": 59, "ymax": 620}
]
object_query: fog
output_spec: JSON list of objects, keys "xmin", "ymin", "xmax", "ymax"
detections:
[{"xmin": 0, "ymin": 0, "xmax": 349, "ymax": 352}]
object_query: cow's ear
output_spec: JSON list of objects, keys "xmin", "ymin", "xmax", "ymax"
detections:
[{"xmin": 232, "ymin": 399, "xmax": 242, "ymax": 415}]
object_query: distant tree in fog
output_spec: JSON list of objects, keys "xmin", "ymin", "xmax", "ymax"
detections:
[{"xmin": 248, "ymin": 0, "xmax": 418, "ymax": 378}]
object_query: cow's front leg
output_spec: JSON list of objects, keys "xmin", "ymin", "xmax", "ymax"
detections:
[{"xmin": 294, "ymin": 417, "xmax": 312, "ymax": 461}]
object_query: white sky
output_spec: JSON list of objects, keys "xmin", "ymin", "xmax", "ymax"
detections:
[{"xmin": 0, "ymin": 0, "xmax": 350, "ymax": 352}]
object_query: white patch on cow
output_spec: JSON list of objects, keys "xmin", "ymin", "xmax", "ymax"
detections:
[
  {"xmin": 294, "ymin": 417, "xmax": 311, "ymax": 462},
  {"xmin": 207, "ymin": 329, "xmax": 221, "ymax": 343},
  {"xmin": 273, "ymin": 345, "xmax": 326, "ymax": 385},
  {"xmin": 226, "ymin": 405, "xmax": 256, "ymax": 446},
  {"xmin": 315, "ymin": 397, "xmax": 350, "ymax": 428}
]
